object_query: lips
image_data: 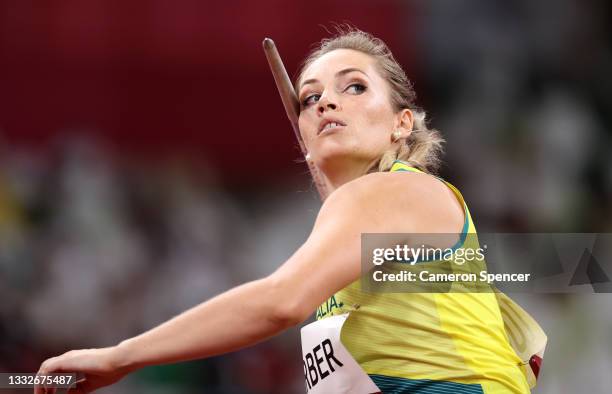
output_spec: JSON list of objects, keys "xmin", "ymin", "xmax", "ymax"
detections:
[{"xmin": 318, "ymin": 118, "xmax": 346, "ymax": 134}]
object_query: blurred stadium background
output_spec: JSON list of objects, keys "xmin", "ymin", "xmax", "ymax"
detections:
[{"xmin": 0, "ymin": 0, "xmax": 611, "ymax": 392}]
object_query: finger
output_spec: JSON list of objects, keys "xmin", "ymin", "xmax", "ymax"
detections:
[
  {"xmin": 38, "ymin": 356, "xmax": 65, "ymax": 374},
  {"xmin": 40, "ymin": 352, "xmax": 79, "ymax": 375},
  {"xmin": 67, "ymin": 379, "xmax": 94, "ymax": 394},
  {"xmin": 35, "ymin": 355, "xmax": 73, "ymax": 394},
  {"xmin": 33, "ymin": 380, "xmax": 44, "ymax": 394},
  {"xmin": 33, "ymin": 378, "xmax": 54, "ymax": 394},
  {"xmin": 34, "ymin": 359, "xmax": 56, "ymax": 394},
  {"xmin": 33, "ymin": 380, "xmax": 53, "ymax": 394}
]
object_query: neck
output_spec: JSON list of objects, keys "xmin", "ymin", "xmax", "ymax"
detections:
[{"xmin": 319, "ymin": 157, "xmax": 378, "ymax": 194}]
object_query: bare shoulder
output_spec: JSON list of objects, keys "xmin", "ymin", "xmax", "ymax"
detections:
[{"xmin": 319, "ymin": 171, "xmax": 465, "ymax": 234}]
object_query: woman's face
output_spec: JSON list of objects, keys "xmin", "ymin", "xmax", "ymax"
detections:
[{"xmin": 297, "ymin": 49, "xmax": 411, "ymax": 172}]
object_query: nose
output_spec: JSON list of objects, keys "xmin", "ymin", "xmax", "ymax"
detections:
[{"xmin": 317, "ymin": 94, "xmax": 339, "ymax": 114}]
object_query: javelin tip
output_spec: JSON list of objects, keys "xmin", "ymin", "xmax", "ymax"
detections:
[{"xmin": 262, "ymin": 38, "xmax": 275, "ymax": 50}]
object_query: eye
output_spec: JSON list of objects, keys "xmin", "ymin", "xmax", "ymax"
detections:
[
  {"xmin": 302, "ymin": 94, "xmax": 321, "ymax": 107},
  {"xmin": 345, "ymin": 83, "xmax": 366, "ymax": 94}
]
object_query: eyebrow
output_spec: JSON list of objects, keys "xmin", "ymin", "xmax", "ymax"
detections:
[{"xmin": 300, "ymin": 67, "xmax": 369, "ymax": 89}]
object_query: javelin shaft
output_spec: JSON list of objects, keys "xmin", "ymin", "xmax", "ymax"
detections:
[{"xmin": 262, "ymin": 38, "xmax": 328, "ymax": 200}]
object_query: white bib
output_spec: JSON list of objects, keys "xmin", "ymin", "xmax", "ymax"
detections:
[{"xmin": 300, "ymin": 313, "xmax": 381, "ymax": 393}]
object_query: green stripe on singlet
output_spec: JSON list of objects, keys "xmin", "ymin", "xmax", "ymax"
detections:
[{"xmin": 369, "ymin": 374, "xmax": 484, "ymax": 394}]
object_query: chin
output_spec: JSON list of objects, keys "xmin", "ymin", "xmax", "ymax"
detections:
[
  {"xmin": 314, "ymin": 145, "xmax": 368, "ymax": 170},
  {"xmin": 314, "ymin": 145, "xmax": 351, "ymax": 163}
]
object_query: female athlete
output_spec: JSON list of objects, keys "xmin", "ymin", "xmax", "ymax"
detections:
[{"xmin": 35, "ymin": 28, "xmax": 542, "ymax": 393}]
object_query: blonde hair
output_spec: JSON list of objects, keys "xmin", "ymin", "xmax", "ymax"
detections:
[{"xmin": 295, "ymin": 26, "xmax": 445, "ymax": 174}]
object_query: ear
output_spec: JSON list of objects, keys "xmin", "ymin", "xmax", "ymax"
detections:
[{"xmin": 395, "ymin": 109, "xmax": 414, "ymax": 138}]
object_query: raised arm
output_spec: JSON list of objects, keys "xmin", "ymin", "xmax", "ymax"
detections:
[{"xmin": 35, "ymin": 171, "xmax": 462, "ymax": 393}]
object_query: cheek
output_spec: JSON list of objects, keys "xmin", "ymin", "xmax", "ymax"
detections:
[
  {"xmin": 354, "ymin": 98, "xmax": 395, "ymax": 150},
  {"xmin": 298, "ymin": 113, "xmax": 316, "ymax": 145},
  {"xmin": 363, "ymin": 97, "xmax": 394, "ymax": 126},
  {"xmin": 345, "ymin": 88, "xmax": 394, "ymax": 127},
  {"xmin": 351, "ymin": 106, "xmax": 393, "ymax": 146}
]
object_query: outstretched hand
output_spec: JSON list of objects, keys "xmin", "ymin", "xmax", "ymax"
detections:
[{"xmin": 34, "ymin": 346, "xmax": 129, "ymax": 394}]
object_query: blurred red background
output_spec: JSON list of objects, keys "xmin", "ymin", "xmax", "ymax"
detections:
[{"xmin": 0, "ymin": 0, "xmax": 415, "ymax": 182}]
